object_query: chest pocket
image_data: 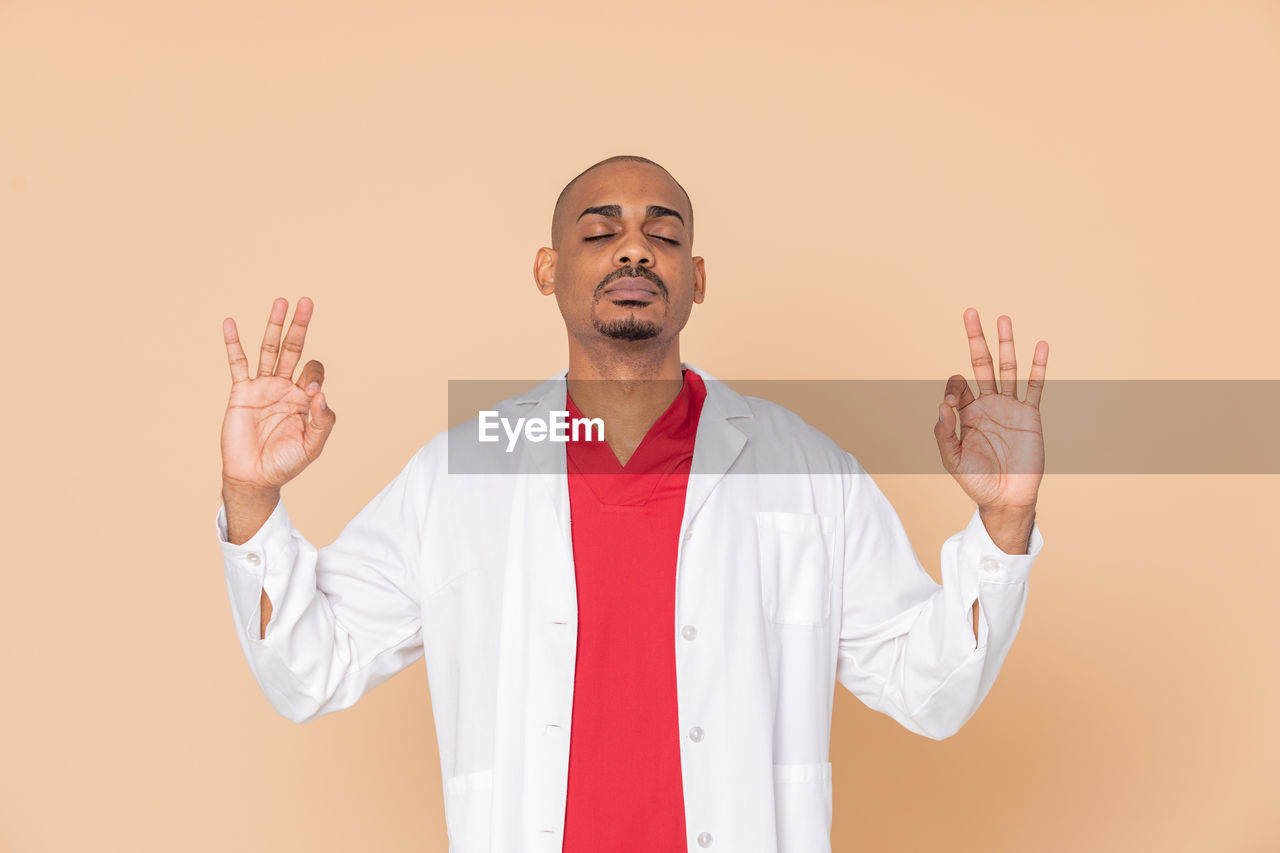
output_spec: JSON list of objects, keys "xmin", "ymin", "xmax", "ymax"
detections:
[{"xmin": 756, "ymin": 511, "xmax": 835, "ymax": 626}]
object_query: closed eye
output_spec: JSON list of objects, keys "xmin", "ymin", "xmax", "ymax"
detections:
[{"xmin": 583, "ymin": 234, "xmax": 681, "ymax": 246}]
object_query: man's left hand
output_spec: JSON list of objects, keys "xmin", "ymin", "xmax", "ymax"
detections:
[{"xmin": 934, "ymin": 309, "xmax": 1048, "ymax": 553}]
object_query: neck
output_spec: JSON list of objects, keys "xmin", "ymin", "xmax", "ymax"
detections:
[
  {"xmin": 564, "ymin": 335, "xmax": 687, "ymax": 464},
  {"xmin": 566, "ymin": 334, "xmax": 684, "ymax": 383}
]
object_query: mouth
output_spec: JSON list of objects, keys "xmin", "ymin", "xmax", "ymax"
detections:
[{"xmin": 602, "ymin": 276, "xmax": 661, "ymax": 302}]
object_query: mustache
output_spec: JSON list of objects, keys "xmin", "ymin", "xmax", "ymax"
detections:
[{"xmin": 595, "ymin": 266, "xmax": 669, "ymax": 298}]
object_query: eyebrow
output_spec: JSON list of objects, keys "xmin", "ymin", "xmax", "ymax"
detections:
[{"xmin": 577, "ymin": 204, "xmax": 685, "ymax": 227}]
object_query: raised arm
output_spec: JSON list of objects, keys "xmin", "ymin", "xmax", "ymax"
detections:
[
  {"xmin": 934, "ymin": 310, "xmax": 1048, "ymax": 640},
  {"xmin": 215, "ymin": 298, "xmax": 425, "ymax": 724},
  {"xmin": 837, "ymin": 309, "xmax": 1048, "ymax": 739},
  {"xmin": 220, "ymin": 297, "xmax": 336, "ymax": 636}
]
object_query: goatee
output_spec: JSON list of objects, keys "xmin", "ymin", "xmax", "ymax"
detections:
[{"xmin": 593, "ymin": 315, "xmax": 662, "ymax": 341}]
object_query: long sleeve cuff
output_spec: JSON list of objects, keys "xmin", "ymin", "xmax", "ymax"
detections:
[
  {"xmin": 215, "ymin": 498, "xmax": 292, "ymax": 556},
  {"xmin": 215, "ymin": 499, "xmax": 296, "ymax": 643},
  {"xmin": 956, "ymin": 507, "xmax": 1044, "ymax": 585}
]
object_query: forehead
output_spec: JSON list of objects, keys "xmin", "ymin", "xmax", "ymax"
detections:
[{"xmin": 566, "ymin": 163, "xmax": 688, "ymax": 219}]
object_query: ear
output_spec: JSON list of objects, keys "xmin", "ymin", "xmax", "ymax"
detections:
[
  {"xmin": 692, "ymin": 256, "xmax": 707, "ymax": 304},
  {"xmin": 533, "ymin": 247, "xmax": 557, "ymax": 295}
]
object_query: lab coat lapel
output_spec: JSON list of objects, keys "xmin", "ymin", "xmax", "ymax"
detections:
[
  {"xmin": 683, "ymin": 363, "xmax": 752, "ymax": 526},
  {"xmin": 507, "ymin": 373, "xmax": 573, "ymax": 557}
]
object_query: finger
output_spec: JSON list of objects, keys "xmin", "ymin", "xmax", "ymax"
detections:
[
  {"xmin": 302, "ymin": 391, "xmax": 337, "ymax": 461},
  {"xmin": 256, "ymin": 298, "xmax": 288, "ymax": 379},
  {"xmin": 942, "ymin": 373, "xmax": 976, "ymax": 410},
  {"xmin": 273, "ymin": 297, "xmax": 314, "ymax": 381},
  {"xmin": 997, "ymin": 315, "xmax": 1017, "ymax": 397},
  {"xmin": 1026, "ymin": 340, "xmax": 1050, "ymax": 407},
  {"xmin": 933, "ymin": 401, "xmax": 961, "ymax": 473},
  {"xmin": 964, "ymin": 308, "xmax": 998, "ymax": 396},
  {"xmin": 223, "ymin": 318, "xmax": 250, "ymax": 383},
  {"xmin": 296, "ymin": 359, "xmax": 325, "ymax": 394}
]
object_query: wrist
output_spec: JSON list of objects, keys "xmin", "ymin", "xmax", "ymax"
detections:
[
  {"xmin": 221, "ymin": 478, "xmax": 281, "ymax": 507},
  {"xmin": 221, "ymin": 480, "xmax": 281, "ymax": 546},
  {"xmin": 978, "ymin": 503, "xmax": 1036, "ymax": 555}
]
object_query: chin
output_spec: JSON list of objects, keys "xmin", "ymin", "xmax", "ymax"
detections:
[{"xmin": 593, "ymin": 315, "xmax": 664, "ymax": 342}]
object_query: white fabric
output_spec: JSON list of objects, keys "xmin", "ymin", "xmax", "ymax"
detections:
[{"xmin": 216, "ymin": 364, "xmax": 1043, "ymax": 853}]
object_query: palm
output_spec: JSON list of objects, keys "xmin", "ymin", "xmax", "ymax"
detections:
[
  {"xmin": 949, "ymin": 392, "xmax": 1043, "ymax": 508},
  {"xmin": 934, "ymin": 310, "xmax": 1049, "ymax": 512},
  {"xmin": 220, "ymin": 297, "xmax": 335, "ymax": 492},
  {"xmin": 222, "ymin": 376, "xmax": 316, "ymax": 488}
]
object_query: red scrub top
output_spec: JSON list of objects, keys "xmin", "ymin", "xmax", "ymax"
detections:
[{"xmin": 561, "ymin": 370, "xmax": 708, "ymax": 852}]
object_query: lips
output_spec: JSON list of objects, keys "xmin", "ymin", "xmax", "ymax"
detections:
[{"xmin": 603, "ymin": 276, "xmax": 660, "ymax": 301}]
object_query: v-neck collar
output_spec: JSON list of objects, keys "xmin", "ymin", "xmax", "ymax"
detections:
[
  {"xmin": 507, "ymin": 363, "xmax": 752, "ymax": 547},
  {"xmin": 565, "ymin": 369, "xmax": 701, "ymax": 475}
]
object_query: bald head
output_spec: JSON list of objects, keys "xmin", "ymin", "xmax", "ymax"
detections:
[{"xmin": 551, "ymin": 155, "xmax": 694, "ymax": 249}]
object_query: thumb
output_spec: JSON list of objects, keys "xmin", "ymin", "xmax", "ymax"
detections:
[
  {"xmin": 303, "ymin": 391, "xmax": 337, "ymax": 460},
  {"xmin": 933, "ymin": 401, "xmax": 960, "ymax": 474}
]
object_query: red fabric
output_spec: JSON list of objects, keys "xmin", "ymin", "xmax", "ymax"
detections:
[{"xmin": 561, "ymin": 370, "xmax": 708, "ymax": 853}]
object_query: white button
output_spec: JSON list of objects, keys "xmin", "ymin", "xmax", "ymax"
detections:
[
  {"xmin": 245, "ymin": 553, "xmax": 262, "ymax": 567},
  {"xmin": 683, "ymin": 527, "xmax": 694, "ymax": 541},
  {"xmin": 982, "ymin": 557, "xmax": 1002, "ymax": 575},
  {"xmin": 688, "ymin": 726, "xmax": 704, "ymax": 742},
  {"xmin": 697, "ymin": 831, "xmax": 713, "ymax": 847},
  {"xmin": 681, "ymin": 625, "xmax": 698, "ymax": 641}
]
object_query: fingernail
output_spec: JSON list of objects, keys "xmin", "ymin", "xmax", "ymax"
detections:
[
  {"xmin": 945, "ymin": 395, "xmax": 957, "ymax": 405},
  {"xmin": 308, "ymin": 382, "xmax": 319, "ymax": 393},
  {"xmin": 321, "ymin": 399, "xmax": 327, "ymax": 410}
]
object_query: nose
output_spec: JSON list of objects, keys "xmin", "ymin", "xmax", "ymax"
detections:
[{"xmin": 612, "ymin": 230, "xmax": 653, "ymax": 268}]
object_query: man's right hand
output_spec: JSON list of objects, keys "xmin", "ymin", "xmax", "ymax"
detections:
[{"xmin": 220, "ymin": 297, "xmax": 336, "ymax": 534}]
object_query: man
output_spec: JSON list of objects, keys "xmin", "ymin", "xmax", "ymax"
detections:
[{"xmin": 216, "ymin": 155, "xmax": 1048, "ymax": 852}]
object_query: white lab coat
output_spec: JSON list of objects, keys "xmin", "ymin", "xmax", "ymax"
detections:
[{"xmin": 216, "ymin": 364, "xmax": 1043, "ymax": 853}]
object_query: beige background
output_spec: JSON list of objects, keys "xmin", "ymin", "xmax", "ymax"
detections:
[{"xmin": 2, "ymin": 1, "xmax": 1277, "ymax": 850}]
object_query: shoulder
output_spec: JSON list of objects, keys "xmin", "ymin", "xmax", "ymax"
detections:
[
  {"xmin": 742, "ymin": 393, "xmax": 857, "ymax": 473},
  {"xmin": 741, "ymin": 394, "xmax": 835, "ymax": 445}
]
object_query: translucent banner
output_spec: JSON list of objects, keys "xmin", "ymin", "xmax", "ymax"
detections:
[{"xmin": 445, "ymin": 379, "xmax": 1280, "ymax": 474}]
